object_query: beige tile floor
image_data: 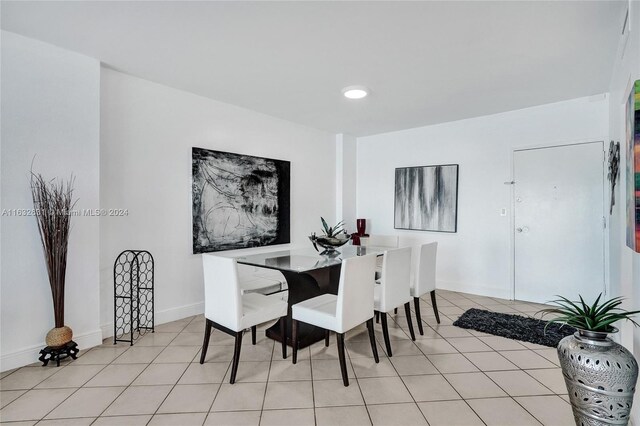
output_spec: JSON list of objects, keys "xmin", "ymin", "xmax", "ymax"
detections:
[{"xmin": 0, "ymin": 291, "xmax": 574, "ymax": 425}]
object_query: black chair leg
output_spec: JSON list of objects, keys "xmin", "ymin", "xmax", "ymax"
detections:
[
  {"xmin": 404, "ymin": 302, "xmax": 416, "ymax": 341},
  {"xmin": 366, "ymin": 318, "xmax": 379, "ymax": 363},
  {"xmin": 430, "ymin": 290, "xmax": 441, "ymax": 324},
  {"xmin": 394, "ymin": 308, "xmax": 398, "ymax": 315},
  {"xmin": 229, "ymin": 331, "xmax": 243, "ymax": 384},
  {"xmin": 336, "ymin": 333, "xmax": 349, "ymax": 386},
  {"xmin": 292, "ymin": 319, "xmax": 298, "ymax": 364},
  {"xmin": 380, "ymin": 312, "xmax": 392, "ymax": 357},
  {"xmin": 414, "ymin": 297, "xmax": 424, "ymax": 336},
  {"xmin": 325, "ymin": 330, "xmax": 330, "ymax": 347},
  {"xmin": 199, "ymin": 319, "xmax": 212, "ymax": 364},
  {"xmin": 251, "ymin": 325, "xmax": 257, "ymax": 345},
  {"xmin": 280, "ymin": 317, "xmax": 287, "ymax": 359},
  {"xmin": 375, "ymin": 311, "xmax": 380, "ymax": 323}
]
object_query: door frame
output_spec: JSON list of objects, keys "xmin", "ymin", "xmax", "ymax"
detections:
[{"xmin": 508, "ymin": 139, "xmax": 609, "ymax": 302}]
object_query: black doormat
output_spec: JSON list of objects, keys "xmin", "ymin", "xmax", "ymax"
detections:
[{"xmin": 452, "ymin": 308, "xmax": 575, "ymax": 348}]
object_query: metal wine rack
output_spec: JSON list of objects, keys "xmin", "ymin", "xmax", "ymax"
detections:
[{"xmin": 113, "ymin": 250, "xmax": 154, "ymax": 345}]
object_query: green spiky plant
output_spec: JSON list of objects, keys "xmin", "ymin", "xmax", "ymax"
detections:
[
  {"xmin": 320, "ymin": 217, "xmax": 345, "ymax": 238},
  {"xmin": 539, "ymin": 294, "xmax": 640, "ymax": 333}
]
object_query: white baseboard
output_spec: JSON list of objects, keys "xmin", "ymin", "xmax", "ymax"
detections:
[
  {"xmin": 0, "ymin": 329, "xmax": 103, "ymax": 372},
  {"xmin": 437, "ymin": 280, "xmax": 511, "ymax": 300},
  {"xmin": 101, "ymin": 323, "xmax": 113, "ymax": 339},
  {"xmin": 157, "ymin": 301, "xmax": 204, "ymax": 324},
  {"xmin": 101, "ymin": 301, "xmax": 205, "ymax": 339}
]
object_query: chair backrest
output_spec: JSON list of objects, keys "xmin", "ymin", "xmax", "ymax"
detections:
[
  {"xmin": 414, "ymin": 242, "xmax": 437, "ymax": 296},
  {"xmin": 202, "ymin": 254, "xmax": 242, "ymax": 331},
  {"xmin": 336, "ymin": 254, "xmax": 377, "ymax": 333},
  {"xmin": 361, "ymin": 235, "xmax": 399, "ymax": 248},
  {"xmin": 378, "ymin": 247, "xmax": 412, "ymax": 312}
]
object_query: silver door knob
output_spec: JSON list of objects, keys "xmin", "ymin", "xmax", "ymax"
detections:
[
  {"xmin": 516, "ymin": 227, "xmax": 529, "ymax": 233},
  {"xmin": 516, "ymin": 227, "xmax": 523, "ymax": 233}
]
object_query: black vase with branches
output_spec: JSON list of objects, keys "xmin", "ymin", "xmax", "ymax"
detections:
[{"xmin": 30, "ymin": 172, "xmax": 77, "ymax": 348}]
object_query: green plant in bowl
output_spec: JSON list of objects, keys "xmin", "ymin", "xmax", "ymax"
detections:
[
  {"xmin": 539, "ymin": 293, "xmax": 640, "ymax": 338},
  {"xmin": 309, "ymin": 217, "xmax": 350, "ymax": 254},
  {"xmin": 320, "ymin": 217, "xmax": 345, "ymax": 238}
]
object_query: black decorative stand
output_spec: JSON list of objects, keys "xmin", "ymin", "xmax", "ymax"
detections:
[
  {"xmin": 114, "ymin": 250, "xmax": 154, "ymax": 345},
  {"xmin": 38, "ymin": 341, "xmax": 79, "ymax": 366}
]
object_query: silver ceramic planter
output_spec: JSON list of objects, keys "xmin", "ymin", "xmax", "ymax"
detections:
[{"xmin": 557, "ymin": 331, "xmax": 638, "ymax": 425}]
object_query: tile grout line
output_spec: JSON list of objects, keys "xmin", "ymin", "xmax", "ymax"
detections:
[
  {"xmin": 448, "ymin": 293, "xmax": 557, "ymax": 425},
  {"xmin": 194, "ymin": 315, "xmax": 232, "ymax": 426},
  {"xmin": 28, "ymin": 327, "xmax": 157, "ymax": 424},
  {"xmin": 89, "ymin": 316, "xmax": 191, "ymax": 425},
  {"xmin": 27, "ymin": 350, "xmax": 122, "ymax": 424},
  {"xmin": 449, "ymin": 297, "xmax": 563, "ymax": 396},
  {"xmin": 345, "ymin": 328, "xmax": 374, "ymax": 426},
  {"xmin": 421, "ymin": 291, "xmax": 551, "ymax": 425},
  {"xmin": 374, "ymin": 314, "xmax": 441, "ymax": 425},
  {"xmin": 423, "ymin": 295, "xmax": 493, "ymax": 426},
  {"xmin": 142, "ymin": 315, "xmax": 220, "ymax": 425},
  {"xmin": 2, "ymin": 292, "xmax": 572, "ymax": 425},
  {"xmin": 5, "ymin": 318, "xmax": 220, "ymax": 425},
  {"xmin": 309, "ymin": 333, "xmax": 318, "ymax": 426},
  {"xmin": 509, "ymin": 395, "xmax": 547, "ymax": 426},
  {"xmin": 31, "ymin": 366, "xmax": 110, "ymax": 425},
  {"xmin": 258, "ymin": 335, "xmax": 276, "ymax": 424}
]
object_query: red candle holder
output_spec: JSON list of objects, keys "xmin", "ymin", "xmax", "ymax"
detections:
[{"xmin": 351, "ymin": 219, "xmax": 369, "ymax": 246}]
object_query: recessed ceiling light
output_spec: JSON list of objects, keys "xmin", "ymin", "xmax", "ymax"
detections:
[{"xmin": 342, "ymin": 85, "xmax": 369, "ymax": 99}]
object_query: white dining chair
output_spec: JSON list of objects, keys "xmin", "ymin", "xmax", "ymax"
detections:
[
  {"xmin": 360, "ymin": 235, "xmax": 400, "ymax": 285},
  {"xmin": 199, "ymin": 254, "xmax": 288, "ymax": 384},
  {"xmin": 291, "ymin": 254, "xmax": 379, "ymax": 386},
  {"xmin": 237, "ymin": 266, "xmax": 288, "ymax": 344},
  {"xmin": 359, "ymin": 235, "xmax": 399, "ymax": 248},
  {"xmin": 374, "ymin": 247, "xmax": 415, "ymax": 356},
  {"xmin": 412, "ymin": 242, "xmax": 440, "ymax": 335},
  {"xmin": 238, "ymin": 265, "xmax": 286, "ymax": 296}
]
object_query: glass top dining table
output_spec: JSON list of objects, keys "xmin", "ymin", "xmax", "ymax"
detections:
[
  {"xmin": 234, "ymin": 245, "xmax": 386, "ymax": 272},
  {"xmin": 232, "ymin": 244, "xmax": 387, "ymax": 349}
]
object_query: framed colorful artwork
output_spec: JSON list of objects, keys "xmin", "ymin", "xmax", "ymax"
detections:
[{"xmin": 626, "ymin": 80, "xmax": 640, "ymax": 251}]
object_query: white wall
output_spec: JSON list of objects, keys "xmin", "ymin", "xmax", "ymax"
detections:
[
  {"xmin": 1, "ymin": 31, "xmax": 102, "ymax": 371},
  {"xmin": 100, "ymin": 68, "xmax": 336, "ymax": 335},
  {"xmin": 357, "ymin": 96, "xmax": 608, "ymax": 299},
  {"xmin": 336, "ymin": 133, "xmax": 357, "ymax": 232},
  {"xmin": 607, "ymin": 2, "xmax": 640, "ymax": 421}
]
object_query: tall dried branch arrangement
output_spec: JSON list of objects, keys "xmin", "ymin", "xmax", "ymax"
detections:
[{"xmin": 30, "ymin": 172, "xmax": 76, "ymax": 328}]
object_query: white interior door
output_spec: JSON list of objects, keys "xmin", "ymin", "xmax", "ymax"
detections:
[{"xmin": 514, "ymin": 142, "xmax": 605, "ymax": 304}]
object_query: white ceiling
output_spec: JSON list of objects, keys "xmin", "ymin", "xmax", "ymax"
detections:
[{"xmin": 1, "ymin": 1, "xmax": 625, "ymax": 136}]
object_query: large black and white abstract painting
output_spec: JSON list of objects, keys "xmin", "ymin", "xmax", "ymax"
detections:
[
  {"xmin": 192, "ymin": 148, "xmax": 290, "ymax": 253},
  {"xmin": 394, "ymin": 164, "xmax": 459, "ymax": 232}
]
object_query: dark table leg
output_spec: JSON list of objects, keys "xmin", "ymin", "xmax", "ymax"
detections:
[{"xmin": 266, "ymin": 264, "xmax": 341, "ymax": 349}]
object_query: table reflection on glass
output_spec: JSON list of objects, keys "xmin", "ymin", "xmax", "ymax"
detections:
[{"xmin": 234, "ymin": 245, "xmax": 386, "ymax": 348}]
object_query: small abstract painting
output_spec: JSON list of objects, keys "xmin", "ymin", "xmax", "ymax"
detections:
[
  {"xmin": 192, "ymin": 147, "xmax": 290, "ymax": 253},
  {"xmin": 626, "ymin": 80, "xmax": 640, "ymax": 251},
  {"xmin": 394, "ymin": 164, "xmax": 459, "ymax": 232}
]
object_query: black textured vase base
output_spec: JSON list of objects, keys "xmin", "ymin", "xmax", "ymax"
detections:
[{"xmin": 39, "ymin": 341, "xmax": 79, "ymax": 367}]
